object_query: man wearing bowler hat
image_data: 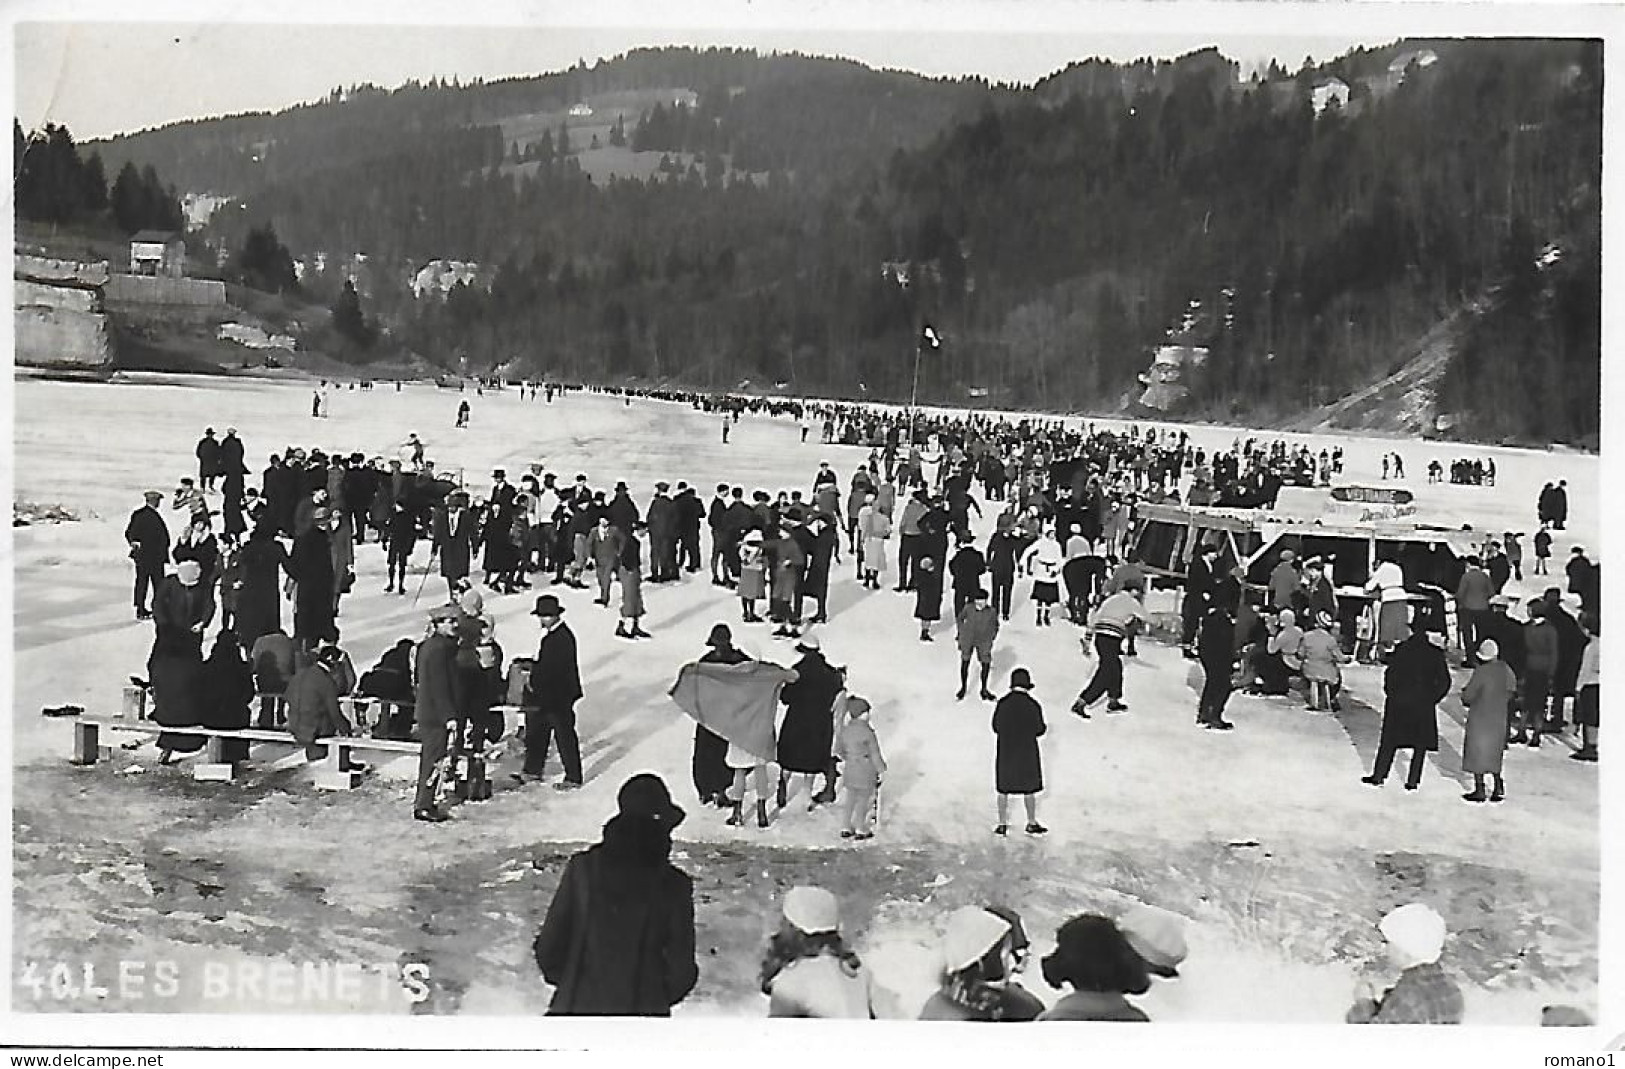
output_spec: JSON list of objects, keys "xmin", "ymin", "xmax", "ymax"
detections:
[{"xmin": 522, "ymin": 594, "xmax": 585, "ymax": 790}]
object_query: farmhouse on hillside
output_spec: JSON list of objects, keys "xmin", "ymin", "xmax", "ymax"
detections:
[{"xmin": 128, "ymin": 231, "xmax": 186, "ymax": 278}]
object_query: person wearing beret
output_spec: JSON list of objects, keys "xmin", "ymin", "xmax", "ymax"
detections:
[
  {"xmin": 533, "ymin": 774, "xmax": 697, "ymax": 1015},
  {"xmin": 919, "ymin": 905, "xmax": 1045, "ymax": 1021},
  {"xmin": 760, "ymin": 886, "xmax": 873, "ymax": 1018}
]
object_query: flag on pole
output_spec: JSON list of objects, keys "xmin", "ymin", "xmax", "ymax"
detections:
[{"xmin": 920, "ymin": 324, "xmax": 942, "ymax": 351}]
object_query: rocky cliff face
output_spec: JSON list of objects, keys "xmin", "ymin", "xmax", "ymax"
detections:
[{"xmin": 14, "ymin": 256, "xmax": 115, "ymax": 371}]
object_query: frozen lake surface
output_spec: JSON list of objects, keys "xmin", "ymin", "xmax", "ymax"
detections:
[{"xmin": 8, "ymin": 374, "xmax": 1600, "ymax": 1019}]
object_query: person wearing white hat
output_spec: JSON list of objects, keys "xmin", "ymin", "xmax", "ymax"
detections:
[
  {"xmin": 761, "ymin": 887, "xmax": 873, "ymax": 1018},
  {"xmin": 1346, "ymin": 903, "xmax": 1462, "ymax": 1024},
  {"xmin": 919, "ymin": 905, "xmax": 1044, "ymax": 1021},
  {"xmin": 1460, "ymin": 638, "xmax": 1517, "ymax": 802}
]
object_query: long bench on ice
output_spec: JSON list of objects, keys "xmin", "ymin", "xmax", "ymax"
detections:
[{"xmin": 69, "ymin": 716, "xmax": 422, "ymax": 790}]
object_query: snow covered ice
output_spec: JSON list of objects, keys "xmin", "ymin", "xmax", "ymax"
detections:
[{"xmin": 9, "ymin": 374, "xmax": 1600, "ymax": 1020}]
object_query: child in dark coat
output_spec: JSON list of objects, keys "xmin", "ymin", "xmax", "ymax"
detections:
[{"xmin": 992, "ymin": 668, "xmax": 1047, "ymax": 836}]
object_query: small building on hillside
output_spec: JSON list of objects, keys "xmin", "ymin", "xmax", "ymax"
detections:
[
  {"xmin": 568, "ymin": 102, "xmax": 594, "ymax": 117},
  {"xmin": 129, "ymin": 231, "xmax": 186, "ymax": 278},
  {"xmin": 1311, "ymin": 78, "xmax": 1350, "ymax": 114}
]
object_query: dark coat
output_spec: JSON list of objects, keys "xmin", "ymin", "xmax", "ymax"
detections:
[
  {"xmin": 949, "ymin": 545, "xmax": 986, "ymax": 592},
  {"xmin": 607, "ymin": 491, "xmax": 641, "ymax": 534},
  {"xmin": 777, "ymin": 652, "xmax": 845, "ymax": 772},
  {"xmin": 804, "ymin": 525, "xmax": 837, "ymax": 600},
  {"xmin": 199, "ymin": 637, "xmax": 255, "ymax": 762},
  {"xmin": 149, "ymin": 577, "xmax": 214, "ymax": 752},
  {"xmin": 1379, "ymin": 633, "xmax": 1452, "ymax": 752},
  {"xmin": 219, "ymin": 434, "xmax": 246, "ymax": 478},
  {"xmin": 529, "ymin": 622, "xmax": 583, "ymax": 710},
  {"xmin": 1547, "ymin": 605, "xmax": 1586, "ymax": 695},
  {"xmin": 647, "ymin": 495, "xmax": 676, "ymax": 538},
  {"xmin": 285, "ymin": 663, "xmax": 349, "ymax": 749},
  {"xmin": 914, "ymin": 566, "xmax": 944, "ymax": 622},
  {"xmin": 124, "ymin": 506, "xmax": 171, "ymax": 566},
  {"xmin": 432, "ymin": 506, "xmax": 477, "ymax": 579},
  {"xmin": 533, "ymin": 830, "xmax": 698, "ymax": 1016},
  {"xmin": 414, "ymin": 632, "xmax": 459, "ymax": 731},
  {"xmin": 1478, "ymin": 610, "xmax": 1526, "ymax": 678},
  {"xmin": 288, "ymin": 526, "xmax": 336, "ymax": 643},
  {"xmin": 196, "ymin": 435, "xmax": 222, "ymax": 477},
  {"xmin": 993, "ymin": 690, "xmax": 1045, "ymax": 794}
]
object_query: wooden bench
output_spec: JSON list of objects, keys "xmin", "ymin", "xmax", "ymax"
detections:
[{"xmin": 69, "ymin": 716, "xmax": 424, "ymax": 790}]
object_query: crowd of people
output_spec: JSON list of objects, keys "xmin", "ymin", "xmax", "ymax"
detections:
[
  {"xmin": 121, "ymin": 390, "xmax": 1602, "ymax": 826},
  {"xmin": 529, "ymin": 769, "xmax": 1592, "ymax": 1023},
  {"xmin": 104, "ymin": 382, "xmax": 1601, "ymax": 1021}
]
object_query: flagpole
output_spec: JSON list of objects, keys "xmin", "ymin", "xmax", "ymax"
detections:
[{"xmin": 908, "ymin": 336, "xmax": 922, "ymax": 445}]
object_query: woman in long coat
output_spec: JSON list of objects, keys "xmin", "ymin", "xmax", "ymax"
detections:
[
  {"xmin": 769, "ymin": 530, "xmax": 805, "ymax": 635},
  {"xmin": 234, "ymin": 521, "xmax": 288, "ymax": 646},
  {"xmin": 150, "ymin": 561, "xmax": 215, "ymax": 761},
  {"xmin": 992, "ymin": 668, "xmax": 1047, "ymax": 836},
  {"xmin": 1460, "ymin": 638, "xmax": 1517, "ymax": 802},
  {"xmin": 288, "ymin": 511, "xmax": 337, "ymax": 647},
  {"xmin": 198, "ymin": 631, "xmax": 255, "ymax": 763}
]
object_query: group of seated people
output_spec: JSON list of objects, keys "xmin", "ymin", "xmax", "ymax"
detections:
[{"xmin": 1239, "ymin": 605, "xmax": 1350, "ymax": 709}]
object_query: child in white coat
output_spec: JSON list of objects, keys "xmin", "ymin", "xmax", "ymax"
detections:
[{"xmin": 833, "ymin": 696, "xmax": 886, "ymax": 841}]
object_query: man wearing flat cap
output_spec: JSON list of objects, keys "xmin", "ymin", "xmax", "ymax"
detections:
[
  {"xmin": 533, "ymin": 772, "xmax": 697, "ymax": 1015},
  {"xmin": 412, "ymin": 606, "xmax": 461, "ymax": 822},
  {"xmin": 647, "ymin": 481, "xmax": 678, "ymax": 583},
  {"xmin": 125, "ymin": 490, "xmax": 171, "ymax": 620}
]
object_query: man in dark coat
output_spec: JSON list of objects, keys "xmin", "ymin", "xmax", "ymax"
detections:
[
  {"xmin": 285, "ymin": 644, "xmax": 352, "ymax": 761},
  {"xmin": 524, "ymin": 594, "xmax": 585, "ymax": 789},
  {"xmin": 776, "ymin": 634, "xmax": 845, "ymax": 807},
  {"xmin": 675, "ymin": 482, "xmax": 704, "ymax": 574},
  {"xmin": 196, "ymin": 429, "xmax": 221, "ymax": 492},
  {"xmin": 1181, "ymin": 543, "xmax": 1219, "ymax": 656},
  {"xmin": 1197, "ymin": 601, "xmax": 1238, "ymax": 730},
  {"xmin": 1541, "ymin": 589, "xmax": 1586, "ymax": 732},
  {"xmin": 1566, "ymin": 548, "xmax": 1598, "ymax": 615},
  {"xmin": 992, "ymin": 667, "xmax": 1047, "ymax": 835},
  {"xmin": 533, "ymin": 774, "xmax": 697, "ymax": 1015},
  {"xmin": 432, "ymin": 490, "xmax": 477, "ymax": 598},
  {"xmin": 219, "ymin": 427, "xmax": 247, "ymax": 488},
  {"xmin": 803, "ymin": 515, "xmax": 838, "ymax": 625},
  {"xmin": 1362, "ymin": 626, "xmax": 1452, "ymax": 790},
  {"xmin": 707, "ymin": 484, "xmax": 733, "ymax": 586},
  {"xmin": 288, "ymin": 508, "xmax": 337, "ymax": 649},
  {"xmin": 124, "ymin": 490, "xmax": 171, "ymax": 620},
  {"xmin": 645, "ymin": 482, "xmax": 678, "ymax": 582},
  {"xmin": 948, "ymin": 533, "xmax": 987, "ymax": 619},
  {"xmin": 607, "ymin": 482, "xmax": 640, "ymax": 536},
  {"xmin": 413, "ymin": 606, "xmax": 460, "ymax": 822},
  {"xmin": 262, "ymin": 455, "xmax": 295, "ymax": 537}
]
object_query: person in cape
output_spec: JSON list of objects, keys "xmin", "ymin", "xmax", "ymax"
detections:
[{"xmin": 669, "ymin": 640, "xmax": 799, "ymax": 829}]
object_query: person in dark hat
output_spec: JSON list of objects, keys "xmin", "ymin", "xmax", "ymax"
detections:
[
  {"xmin": 125, "ymin": 490, "xmax": 171, "ymax": 620},
  {"xmin": 195, "ymin": 428, "xmax": 221, "ymax": 493},
  {"xmin": 522, "ymin": 594, "xmax": 584, "ymax": 790},
  {"xmin": 691, "ymin": 623, "xmax": 747, "ymax": 806},
  {"xmin": 777, "ymin": 632, "xmax": 845, "ymax": 810},
  {"xmin": 647, "ymin": 481, "xmax": 678, "ymax": 582},
  {"xmin": 533, "ymin": 773, "xmax": 697, "ymax": 1015},
  {"xmin": 288, "ymin": 506, "xmax": 337, "ymax": 650},
  {"xmin": 992, "ymin": 668, "xmax": 1047, "ymax": 836},
  {"xmin": 1036, "ymin": 914, "xmax": 1152, "ymax": 1021},
  {"xmin": 432, "ymin": 488, "xmax": 477, "ymax": 599}
]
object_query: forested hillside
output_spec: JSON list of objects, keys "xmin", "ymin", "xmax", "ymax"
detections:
[{"xmin": 76, "ymin": 40, "xmax": 1601, "ymax": 444}]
